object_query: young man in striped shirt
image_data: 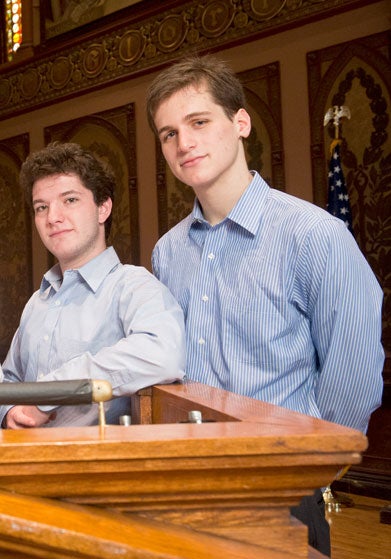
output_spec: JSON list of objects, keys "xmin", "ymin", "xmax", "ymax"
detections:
[{"xmin": 146, "ymin": 55, "xmax": 384, "ymax": 556}]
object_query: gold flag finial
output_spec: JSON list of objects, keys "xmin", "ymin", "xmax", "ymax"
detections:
[{"xmin": 324, "ymin": 105, "xmax": 351, "ymax": 140}]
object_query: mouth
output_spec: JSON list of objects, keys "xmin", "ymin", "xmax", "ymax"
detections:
[
  {"xmin": 49, "ymin": 229, "xmax": 72, "ymax": 238},
  {"xmin": 180, "ymin": 155, "xmax": 205, "ymax": 168}
]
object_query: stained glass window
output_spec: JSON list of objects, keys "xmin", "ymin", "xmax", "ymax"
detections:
[{"xmin": 5, "ymin": 0, "xmax": 22, "ymax": 61}]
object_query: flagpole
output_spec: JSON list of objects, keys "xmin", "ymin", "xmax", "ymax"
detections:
[{"xmin": 322, "ymin": 105, "xmax": 355, "ymax": 512}]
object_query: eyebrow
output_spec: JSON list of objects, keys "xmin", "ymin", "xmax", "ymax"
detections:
[{"xmin": 157, "ymin": 111, "xmax": 212, "ymax": 136}]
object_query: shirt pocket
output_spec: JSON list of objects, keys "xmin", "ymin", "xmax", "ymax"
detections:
[{"xmin": 221, "ymin": 291, "xmax": 289, "ymax": 365}]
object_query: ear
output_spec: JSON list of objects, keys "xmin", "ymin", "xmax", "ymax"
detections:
[
  {"xmin": 235, "ymin": 108, "xmax": 252, "ymax": 139},
  {"xmin": 98, "ymin": 197, "xmax": 112, "ymax": 225}
]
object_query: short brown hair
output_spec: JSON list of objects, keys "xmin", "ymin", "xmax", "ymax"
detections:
[
  {"xmin": 146, "ymin": 55, "xmax": 247, "ymax": 135},
  {"xmin": 20, "ymin": 142, "xmax": 115, "ymax": 238}
]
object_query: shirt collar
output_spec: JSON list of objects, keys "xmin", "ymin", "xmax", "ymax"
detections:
[
  {"xmin": 228, "ymin": 172, "xmax": 269, "ymax": 234},
  {"xmin": 41, "ymin": 246, "xmax": 120, "ymax": 294},
  {"xmin": 189, "ymin": 171, "xmax": 270, "ymax": 235}
]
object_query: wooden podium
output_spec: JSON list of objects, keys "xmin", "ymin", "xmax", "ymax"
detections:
[{"xmin": 0, "ymin": 381, "xmax": 367, "ymax": 558}]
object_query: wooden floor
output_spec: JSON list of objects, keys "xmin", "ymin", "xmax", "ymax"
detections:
[{"xmin": 327, "ymin": 492, "xmax": 391, "ymax": 559}]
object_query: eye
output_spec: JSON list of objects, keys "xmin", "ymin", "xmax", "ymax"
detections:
[
  {"xmin": 34, "ymin": 204, "xmax": 47, "ymax": 214},
  {"xmin": 194, "ymin": 119, "xmax": 207, "ymax": 126},
  {"xmin": 162, "ymin": 130, "xmax": 176, "ymax": 142},
  {"xmin": 65, "ymin": 197, "xmax": 78, "ymax": 204}
]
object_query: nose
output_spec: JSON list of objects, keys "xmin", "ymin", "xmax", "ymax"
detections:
[
  {"xmin": 177, "ymin": 130, "xmax": 195, "ymax": 153},
  {"xmin": 47, "ymin": 202, "xmax": 64, "ymax": 224}
]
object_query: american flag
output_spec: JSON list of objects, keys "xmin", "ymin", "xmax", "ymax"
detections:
[{"xmin": 327, "ymin": 141, "xmax": 353, "ymax": 234}]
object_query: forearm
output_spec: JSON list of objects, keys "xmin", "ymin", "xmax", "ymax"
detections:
[{"xmin": 39, "ymin": 319, "xmax": 186, "ymax": 395}]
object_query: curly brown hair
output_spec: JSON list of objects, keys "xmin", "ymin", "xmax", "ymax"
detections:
[{"xmin": 20, "ymin": 142, "xmax": 115, "ymax": 238}]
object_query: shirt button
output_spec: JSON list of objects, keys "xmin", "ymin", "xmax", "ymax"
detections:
[
  {"xmin": 202, "ymin": 295, "xmax": 209, "ymax": 302},
  {"xmin": 55, "ymin": 300, "xmax": 61, "ymax": 306},
  {"xmin": 43, "ymin": 334, "xmax": 49, "ymax": 341},
  {"xmin": 198, "ymin": 338, "xmax": 206, "ymax": 345},
  {"xmin": 207, "ymin": 253, "xmax": 215, "ymax": 260},
  {"xmin": 38, "ymin": 373, "xmax": 44, "ymax": 379}
]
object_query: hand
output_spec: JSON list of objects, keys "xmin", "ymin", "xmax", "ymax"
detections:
[{"xmin": 5, "ymin": 406, "xmax": 57, "ymax": 429}]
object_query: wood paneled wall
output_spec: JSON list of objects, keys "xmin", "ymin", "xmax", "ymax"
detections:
[{"xmin": 0, "ymin": 0, "xmax": 389, "ymax": 495}]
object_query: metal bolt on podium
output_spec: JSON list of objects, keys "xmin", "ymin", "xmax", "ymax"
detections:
[{"xmin": 188, "ymin": 410, "xmax": 202, "ymax": 424}]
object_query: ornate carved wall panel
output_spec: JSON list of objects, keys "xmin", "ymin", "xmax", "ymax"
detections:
[
  {"xmin": 0, "ymin": 0, "xmax": 374, "ymax": 119},
  {"xmin": 308, "ymin": 31, "xmax": 391, "ymax": 486},
  {"xmin": 156, "ymin": 62, "xmax": 285, "ymax": 236},
  {"xmin": 241, "ymin": 62, "xmax": 285, "ymax": 190},
  {"xmin": 44, "ymin": 104, "xmax": 140, "ymax": 265},
  {"xmin": 0, "ymin": 135, "xmax": 32, "ymax": 361},
  {"xmin": 308, "ymin": 30, "xmax": 391, "ymax": 358}
]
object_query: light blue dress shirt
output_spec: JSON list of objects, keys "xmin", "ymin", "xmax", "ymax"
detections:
[
  {"xmin": 1, "ymin": 247, "xmax": 185, "ymax": 427},
  {"xmin": 152, "ymin": 172, "xmax": 384, "ymax": 433}
]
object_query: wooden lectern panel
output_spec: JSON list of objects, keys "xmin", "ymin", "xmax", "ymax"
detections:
[
  {"xmin": 0, "ymin": 490, "xmax": 294, "ymax": 559},
  {"xmin": 0, "ymin": 381, "xmax": 367, "ymax": 558}
]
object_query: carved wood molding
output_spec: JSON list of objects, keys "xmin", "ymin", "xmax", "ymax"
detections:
[
  {"xmin": 0, "ymin": 0, "xmax": 374, "ymax": 120},
  {"xmin": 0, "ymin": 381, "xmax": 367, "ymax": 559},
  {"xmin": 307, "ymin": 30, "xmax": 391, "ymax": 357},
  {"xmin": 0, "ymin": 134, "xmax": 32, "ymax": 361}
]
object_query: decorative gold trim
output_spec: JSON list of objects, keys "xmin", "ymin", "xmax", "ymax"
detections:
[
  {"xmin": 0, "ymin": 0, "xmax": 370, "ymax": 119},
  {"xmin": 200, "ymin": 1, "xmax": 235, "ymax": 38},
  {"xmin": 48, "ymin": 57, "xmax": 73, "ymax": 89},
  {"xmin": 246, "ymin": 0, "xmax": 286, "ymax": 21},
  {"xmin": 118, "ymin": 30, "xmax": 145, "ymax": 65},
  {"xmin": 20, "ymin": 68, "xmax": 41, "ymax": 99},
  {"xmin": 82, "ymin": 44, "xmax": 108, "ymax": 78},
  {"xmin": 157, "ymin": 15, "xmax": 188, "ymax": 53}
]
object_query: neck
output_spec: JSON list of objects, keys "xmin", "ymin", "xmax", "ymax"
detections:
[
  {"xmin": 195, "ymin": 169, "xmax": 253, "ymax": 226},
  {"xmin": 59, "ymin": 242, "xmax": 107, "ymax": 274}
]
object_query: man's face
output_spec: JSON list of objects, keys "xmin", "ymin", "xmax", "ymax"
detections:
[
  {"xmin": 154, "ymin": 84, "xmax": 250, "ymax": 194},
  {"xmin": 32, "ymin": 173, "xmax": 111, "ymax": 271}
]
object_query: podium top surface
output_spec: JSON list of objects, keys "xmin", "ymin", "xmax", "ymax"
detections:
[{"xmin": 0, "ymin": 382, "xmax": 367, "ymax": 463}]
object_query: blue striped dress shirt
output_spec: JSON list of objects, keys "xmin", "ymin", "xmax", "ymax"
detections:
[
  {"xmin": 152, "ymin": 172, "xmax": 384, "ymax": 432},
  {"xmin": 1, "ymin": 247, "xmax": 185, "ymax": 427}
]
